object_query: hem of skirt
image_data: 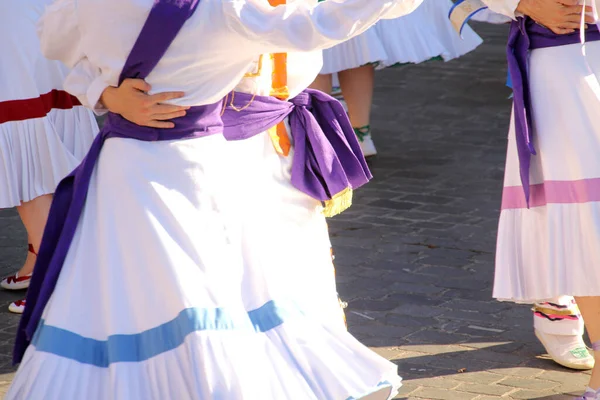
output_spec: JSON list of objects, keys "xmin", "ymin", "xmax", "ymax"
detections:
[
  {"xmin": 346, "ymin": 380, "xmax": 398, "ymax": 400},
  {"xmin": 321, "ymin": 59, "xmax": 385, "ymax": 75},
  {"xmin": 0, "ymin": 187, "xmax": 55, "ymax": 209},
  {"xmin": 378, "ymin": 55, "xmax": 444, "ymax": 69},
  {"xmin": 496, "ymin": 294, "xmax": 600, "ymax": 304}
]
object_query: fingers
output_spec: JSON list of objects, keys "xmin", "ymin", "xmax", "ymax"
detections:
[
  {"xmin": 551, "ymin": 27, "xmax": 575, "ymax": 34},
  {"xmin": 149, "ymin": 91, "xmax": 186, "ymax": 103},
  {"xmin": 556, "ymin": 21, "xmax": 584, "ymax": 30},
  {"xmin": 150, "ymin": 110, "xmax": 188, "ymax": 121},
  {"xmin": 151, "ymin": 103, "xmax": 190, "ymax": 115},
  {"xmin": 558, "ymin": 0, "xmax": 579, "ymax": 6},
  {"xmin": 145, "ymin": 120, "xmax": 176, "ymax": 129},
  {"xmin": 126, "ymin": 79, "xmax": 152, "ymax": 93}
]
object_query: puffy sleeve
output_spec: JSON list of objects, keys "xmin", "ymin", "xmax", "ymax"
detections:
[
  {"xmin": 37, "ymin": 0, "xmax": 84, "ymax": 68},
  {"xmin": 221, "ymin": 0, "xmax": 423, "ymax": 55},
  {"xmin": 64, "ymin": 58, "xmax": 109, "ymax": 115},
  {"xmin": 481, "ymin": 0, "xmax": 521, "ymax": 19},
  {"xmin": 38, "ymin": 0, "xmax": 108, "ymax": 114}
]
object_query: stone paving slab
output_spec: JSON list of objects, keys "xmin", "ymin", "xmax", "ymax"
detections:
[{"xmin": 0, "ymin": 22, "xmax": 590, "ymax": 399}]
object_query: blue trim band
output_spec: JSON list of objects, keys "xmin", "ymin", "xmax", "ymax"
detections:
[{"xmin": 32, "ymin": 300, "xmax": 302, "ymax": 367}]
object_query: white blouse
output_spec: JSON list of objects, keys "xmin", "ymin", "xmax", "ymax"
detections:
[
  {"xmin": 480, "ymin": 0, "xmax": 519, "ymax": 19},
  {"xmin": 38, "ymin": 0, "xmax": 423, "ymax": 113}
]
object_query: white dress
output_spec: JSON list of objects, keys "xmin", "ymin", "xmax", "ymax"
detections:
[
  {"xmin": 321, "ymin": 0, "xmax": 483, "ymax": 74},
  {"xmin": 0, "ymin": 0, "xmax": 98, "ymax": 208},
  {"xmin": 6, "ymin": 0, "xmax": 424, "ymax": 398},
  {"xmin": 482, "ymin": 0, "xmax": 600, "ymax": 303}
]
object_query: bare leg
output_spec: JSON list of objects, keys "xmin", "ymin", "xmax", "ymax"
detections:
[
  {"xmin": 574, "ymin": 296, "xmax": 600, "ymax": 389},
  {"xmin": 337, "ymin": 65, "xmax": 377, "ymax": 156},
  {"xmin": 337, "ymin": 64, "xmax": 375, "ymax": 129},
  {"xmin": 309, "ymin": 73, "xmax": 333, "ymax": 93},
  {"xmin": 14, "ymin": 194, "xmax": 53, "ymax": 276}
]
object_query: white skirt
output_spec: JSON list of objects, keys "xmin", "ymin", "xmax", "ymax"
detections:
[
  {"xmin": 494, "ymin": 41, "xmax": 600, "ymax": 303},
  {"xmin": 6, "ymin": 131, "xmax": 401, "ymax": 399},
  {"xmin": 0, "ymin": 109, "xmax": 99, "ymax": 208},
  {"xmin": 321, "ymin": 26, "xmax": 388, "ymax": 74},
  {"xmin": 375, "ymin": 0, "xmax": 483, "ymax": 68},
  {"xmin": 0, "ymin": 0, "xmax": 98, "ymax": 208},
  {"xmin": 321, "ymin": 0, "xmax": 482, "ymax": 74}
]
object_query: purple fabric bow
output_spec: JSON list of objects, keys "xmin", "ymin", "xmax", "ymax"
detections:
[{"xmin": 222, "ymin": 89, "xmax": 372, "ymax": 201}]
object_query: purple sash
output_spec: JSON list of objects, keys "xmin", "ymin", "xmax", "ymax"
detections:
[
  {"xmin": 508, "ymin": 17, "xmax": 600, "ymax": 205},
  {"xmin": 14, "ymin": 0, "xmax": 370, "ymax": 364}
]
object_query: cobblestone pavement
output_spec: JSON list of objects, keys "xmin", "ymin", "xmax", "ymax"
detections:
[{"xmin": 0, "ymin": 22, "xmax": 590, "ymax": 399}]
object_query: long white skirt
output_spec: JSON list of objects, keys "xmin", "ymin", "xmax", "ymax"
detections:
[
  {"xmin": 6, "ymin": 131, "xmax": 401, "ymax": 399},
  {"xmin": 494, "ymin": 41, "xmax": 600, "ymax": 303},
  {"xmin": 321, "ymin": 0, "xmax": 482, "ymax": 74},
  {"xmin": 0, "ymin": 0, "xmax": 98, "ymax": 208}
]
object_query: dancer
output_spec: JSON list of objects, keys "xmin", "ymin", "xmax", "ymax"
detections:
[
  {"xmin": 0, "ymin": 0, "xmax": 98, "ymax": 314},
  {"xmin": 7, "ymin": 0, "xmax": 423, "ymax": 398},
  {"xmin": 449, "ymin": 0, "xmax": 595, "ymax": 372},
  {"xmin": 312, "ymin": 0, "xmax": 482, "ymax": 157},
  {"xmin": 454, "ymin": 0, "xmax": 600, "ymax": 396}
]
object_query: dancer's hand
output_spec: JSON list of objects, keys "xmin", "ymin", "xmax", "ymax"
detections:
[
  {"xmin": 516, "ymin": 0, "xmax": 594, "ymax": 34},
  {"xmin": 100, "ymin": 79, "xmax": 190, "ymax": 128}
]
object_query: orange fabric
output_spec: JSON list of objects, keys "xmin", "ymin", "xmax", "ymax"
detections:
[{"xmin": 267, "ymin": 0, "xmax": 291, "ymax": 156}]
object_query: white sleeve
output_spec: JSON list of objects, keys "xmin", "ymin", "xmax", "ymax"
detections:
[
  {"xmin": 481, "ymin": 0, "xmax": 520, "ymax": 19},
  {"xmin": 37, "ymin": 0, "xmax": 85, "ymax": 68},
  {"xmin": 221, "ymin": 0, "xmax": 423, "ymax": 54},
  {"xmin": 39, "ymin": 0, "xmax": 109, "ymax": 114},
  {"xmin": 64, "ymin": 59, "xmax": 110, "ymax": 116}
]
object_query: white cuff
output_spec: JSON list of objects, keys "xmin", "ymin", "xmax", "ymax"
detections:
[{"xmin": 86, "ymin": 77, "xmax": 110, "ymax": 116}]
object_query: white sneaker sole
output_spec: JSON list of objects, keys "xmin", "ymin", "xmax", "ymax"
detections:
[
  {"xmin": 1, "ymin": 279, "xmax": 31, "ymax": 291},
  {"xmin": 8, "ymin": 302, "xmax": 25, "ymax": 314}
]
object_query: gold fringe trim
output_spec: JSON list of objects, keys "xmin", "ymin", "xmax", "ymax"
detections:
[{"xmin": 322, "ymin": 187, "xmax": 352, "ymax": 218}]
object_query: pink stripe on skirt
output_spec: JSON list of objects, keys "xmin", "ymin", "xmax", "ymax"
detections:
[{"xmin": 502, "ymin": 178, "xmax": 600, "ymax": 210}]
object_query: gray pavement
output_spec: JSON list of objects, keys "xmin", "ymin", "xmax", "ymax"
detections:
[{"xmin": 0, "ymin": 22, "xmax": 590, "ymax": 399}]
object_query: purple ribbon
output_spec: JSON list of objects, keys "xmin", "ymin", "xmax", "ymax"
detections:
[
  {"xmin": 507, "ymin": 17, "xmax": 600, "ymax": 205},
  {"xmin": 222, "ymin": 90, "xmax": 372, "ymax": 201}
]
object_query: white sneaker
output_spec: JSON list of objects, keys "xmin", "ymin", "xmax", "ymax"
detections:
[
  {"xmin": 1, "ymin": 272, "xmax": 32, "ymax": 291},
  {"xmin": 535, "ymin": 329, "xmax": 595, "ymax": 370},
  {"xmin": 8, "ymin": 299, "xmax": 26, "ymax": 314},
  {"xmin": 359, "ymin": 134, "xmax": 377, "ymax": 158}
]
